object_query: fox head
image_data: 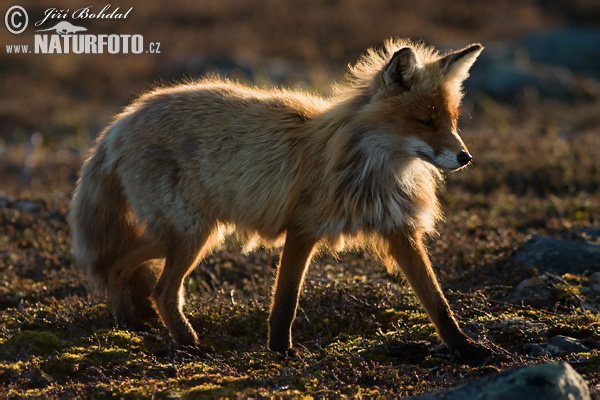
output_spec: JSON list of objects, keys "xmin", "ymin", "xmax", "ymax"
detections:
[{"xmin": 348, "ymin": 40, "xmax": 483, "ymax": 172}]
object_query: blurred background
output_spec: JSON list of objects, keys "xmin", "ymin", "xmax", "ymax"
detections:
[{"xmin": 1, "ymin": 0, "xmax": 599, "ymax": 197}]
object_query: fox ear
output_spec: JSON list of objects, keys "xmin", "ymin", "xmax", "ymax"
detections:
[
  {"xmin": 439, "ymin": 43, "xmax": 483, "ymax": 83},
  {"xmin": 382, "ymin": 47, "xmax": 418, "ymax": 91}
]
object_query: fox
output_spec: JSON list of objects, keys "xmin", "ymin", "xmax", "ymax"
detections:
[{"xmin": 70, "ymin": 38, "xmax": 490, "ymax": 362}]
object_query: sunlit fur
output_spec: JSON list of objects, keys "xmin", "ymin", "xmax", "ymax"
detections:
[{"xmin": 70, "ymin": 38, "xmax": 483, "ymax": 354}]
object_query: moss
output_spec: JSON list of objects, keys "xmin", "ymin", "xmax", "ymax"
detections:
[
  {"xmin": 562, "ymin": 273, "xmax": 582, "ymax": 284},
  {"xmin": 40, "ymin": 352, "xmax": 83, "ymax": 379},
  {"xmin": 515, "ymin": 309, "xmax": 544, "ymax": 320},
  {"xmin": 0, "ymin": 330, "xmax": 63, "ymax": 359},
  {"xmin": 577, "ymin": 354, "xmax": 599, "ymax": 376},
  {"xmin": 184, "ymin": 383, "xmax": 225, "ymax": 398},
  {"xmin": 548, "ymin": 311, "xmax": 600, "ymax": 337},
  {"xmin": 100, "ymin": 329, "xmax": 145, "ymax": 348},
  {"xmin": 555, "ymin": 284, "xmax": 583, "ymax": 304}
]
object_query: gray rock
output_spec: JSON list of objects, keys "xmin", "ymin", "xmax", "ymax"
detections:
[
  {"xmin": 0, "ymin": 196, "xmax": 11, "ymax": 208},
  {"xmin": 465, "ymin": 28, "xmax": 600, "ymax": 102},
  {"xmin": 525, "ymin": 336, "xmax": 591, "ymax": 357},
  {"xmin": 514, "ymin": 235, "xmax": 600, "ymax": 274},
  {"xmin": 509, "ymin": 274, "xmax": 553, "ymax": 306},
  {"xmin": 549, "ymin": 335, "xmax": 591, "ymax": 354},
  {"xmin": 409, "ymin": 362, "xmax": 590, "ymax": 400},
  {"xmin": 14, "ymin": 199, "xmax": 44, "ymax": 213},
  {"xmin": 520, "ymin": 29, "xmax": 600, "ymax": 79},
  {"xmin": 523, "ymin": 342, "xmax": 559, "ymax": 357}
]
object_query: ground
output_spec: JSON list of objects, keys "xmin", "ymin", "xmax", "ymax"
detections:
[{"xmin": 1, "ymin": 0, "xmax": 599, "ymax": 398}]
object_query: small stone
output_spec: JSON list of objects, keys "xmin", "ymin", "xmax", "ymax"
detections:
[
  {"xmin": 0, "ymin": 196, "xmax": 11, "ymax": 208},
  {"xmin": 548, "ymin": 335, "xmax": 591, "ymax": 354},
  {"xmin": 14, "ymin": 200, "xmax": 43, "ymax": 213},
  {"xmin": 523, "ymin": 343, "xmax": 558, "ymax": 357},
  {"xmin": 509, "ymin": 275, "xmax": 552, "ymax": 307}
]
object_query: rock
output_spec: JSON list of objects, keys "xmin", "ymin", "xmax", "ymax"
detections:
[
  {"xmin": 0, "ymin": 196, "xmax": 11, "ymax": 208},
  {"xmin": 548, "ymin": 335, "xmax": 591, "ymax": 354},
  {"xmin": 492, "ymin": 317, "xmax": 545, "ymax": 333},
  {"xmin": 465, "ymin": 28, "xmax": 600, "ymax": 102},
  {"xmin": 409, "ymin": 362, "xmax": 590, "ymax": 400},
  {"xmin": 588, "ymin": 272, "xmax": 600, "ymax": 295},
  {"xmin": 14, "ymin": 199, "xmax": 44, "ymax": 213},
  {"xmin": 509, "ymin": 274, "xmax": 553, "ymax": 306},
  {"xmin": 514, "ymin": 235, "xmax": 600, "ymax": 274},
  {"xmin": 520, "ymin": 29, "xmax": 600, "ymax": 80},
  {"xmin": 523, "ymin": 342, "xmax": 560, "ymax": 357},
  {"xmin": 524, "ymin": 337, "xmax": 591, "ymax": 357}
]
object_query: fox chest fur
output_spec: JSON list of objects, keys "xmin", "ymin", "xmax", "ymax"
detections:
[{"xmin": 293, "ymin": 125, "xmax": 441, "ymax": 243}]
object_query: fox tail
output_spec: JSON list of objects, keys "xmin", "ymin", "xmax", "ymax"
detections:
[{"xmin": 70, "ymin": 140, "xmax": 138, "ymax": 293}]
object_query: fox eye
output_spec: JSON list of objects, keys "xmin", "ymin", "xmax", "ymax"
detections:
[{"xmin": 416, "ymin": 118, "xmax": 434, "ymax": 127}]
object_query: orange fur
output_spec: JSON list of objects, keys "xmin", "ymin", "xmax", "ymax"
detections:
[{"xmin": 70, "ymin": 38, "xmax": 488, "ymax": 361}]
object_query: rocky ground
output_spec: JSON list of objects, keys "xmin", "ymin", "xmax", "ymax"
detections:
[{"xmin": 1, "ymin": 99, "xmax": 599, "ymax": 398}]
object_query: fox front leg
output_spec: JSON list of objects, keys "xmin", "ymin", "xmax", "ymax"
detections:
[
  {"xmin": 268, "ymin": 228, "xmax": 316, "ymax": 356},
  {"xmin": 385, "ymin": 230, "xmax": 492, "ymax": 364}
]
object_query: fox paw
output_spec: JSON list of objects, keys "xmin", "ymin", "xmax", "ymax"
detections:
[
  {"xmin": 269, "ymin": 345, "xmax": 302, "ymax": 359},
  {"xmin": 451, "ymin": 338, "xmax": 495, "ymax": 365},
  {"xmin": 171, "ymin": 329, "xmax": 199, "ymax": 347},
  {"xmin": 282, "ymin": 347, "xmax": 302, "ymax": 359}
]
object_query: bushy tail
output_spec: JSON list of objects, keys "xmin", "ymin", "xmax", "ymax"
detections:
[{"xmin": 70, "ymin": 141, "xmax": 137, "ymax": 293}]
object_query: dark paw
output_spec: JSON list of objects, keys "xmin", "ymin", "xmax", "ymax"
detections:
[
  {"xmin": 451, "ymin": 338, "xmax": 495, "ymax": 365},
  {"xmin": 172, "ymin": 330, "xmax": 199, "ymax": 347},
  {"xmin": 114, "ymin": 308, "xmax": 156, "ymax": 334},
  {"xmin": 269, "ymin": 345, "xmax": 302, "ymax": 359},
  {"xmin": 282, "ymin": 347, "xmax": 302, "ymax": 359},
  {"xmin": 115, "ymin": 311, "xmax": 142, "ymax": 331}
]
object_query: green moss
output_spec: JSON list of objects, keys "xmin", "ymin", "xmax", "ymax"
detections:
[
  {"xmin": 0, "ymin": 330, "xmax": 63, "ymax": 359},
  {"xmin": 562, "ymin": 273, "xmax": 582, "ymax": 284},
  {"xmin": 42, "ymin": 352, "xmax": 83, "ymax": 377},
  {"xmin": 555, "ymin": 284, "xmax": 582, "ymax": 304},
  {"xmin": 515, "ymin": 309, "xmax": 544, "ymax": 320},
  {"xmin": 577, "ymin": 354, "xmax": 599, "ymax": 376},
  {"xmin": 548, "ymin": 311, "xmax": 600, "ymax": 337},
  {"xmin": 102, "ymin": 329, "xmax": 144, "ymax": 348}
]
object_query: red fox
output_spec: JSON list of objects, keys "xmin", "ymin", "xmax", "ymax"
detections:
[{"xmin": 71, "ymin": 38, "xmax": 489, "ymax": 362}]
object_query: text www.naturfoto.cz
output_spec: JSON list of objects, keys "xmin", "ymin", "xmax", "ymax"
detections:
[{"xmin": 5, "ymin": 34, "xmax": 159, "ymax": 54}]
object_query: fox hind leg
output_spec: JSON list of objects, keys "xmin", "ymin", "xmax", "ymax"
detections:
[
  {"xmin": 129, "ymin": 260, "xmax": 164, "ymax": 320},
  {"xmin": 152, "ymin": 229, "xmax": 217, "ymax": 346},
  {"xmin": 107, "ymin": 234, "xmax": 166, "ymax": 329}
]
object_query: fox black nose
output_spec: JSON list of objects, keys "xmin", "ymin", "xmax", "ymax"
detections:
[{"xmin": 457, "ymin": 151, "xmax": 472, "ymax": 166}]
